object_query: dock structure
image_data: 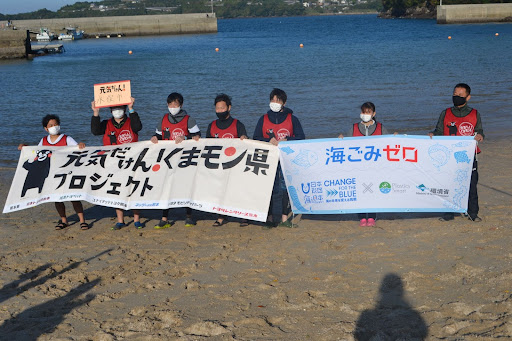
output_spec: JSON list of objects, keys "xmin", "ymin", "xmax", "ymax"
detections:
[
  {"xmin": 29, "ymin": 43, "xmax": 64, "ymax": 57},
  {"xmin": 0, "ymin": 13, "xmax": 217, "ymax": 59}
]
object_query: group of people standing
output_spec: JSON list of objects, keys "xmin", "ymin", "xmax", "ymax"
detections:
[{"xmin": 18, "ymin": 83, "xmax": 484, "ymax": 230}]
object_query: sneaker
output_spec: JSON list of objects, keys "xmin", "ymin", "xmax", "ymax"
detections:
[
  {"xmin": 111, "ymin": 222, "xmax": 126, "ymax": 230},
  {"xmin": 154, "ymin": 220, "xmax": 172, "ymax": 229},
  {"xmin": 134, "ymin": 221, "xmax": 144, "ymax": 229},
  {"xmin": 278, "ymin": 220, "xmax": 293, "ymax": 228},
  {"xmin": 263, "ymin": 221, "xmax": 277, "ymax": 230},
  {"xmin": 359, "ymin": 219, "xmax": 367, "ymax": 227},
  {"xmin": 367, "ymin": 218, "xmax": 376, "ymax": 227},
  {"xmin": 184, "ymin": 218, "xmax": 196, "ymax": 227}
]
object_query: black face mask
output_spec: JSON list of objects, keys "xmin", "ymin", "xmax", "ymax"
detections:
[
  {"xmin": 452, "ymin": 95, "xmax": 467, "ymax": 107},
  {"xmin": 216, "ymin": 111, "xmax": 230, "ymax": 120}
]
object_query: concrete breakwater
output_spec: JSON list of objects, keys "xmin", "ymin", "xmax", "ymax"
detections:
[
  {"xmin": 0, "ymin": 30, "xmax": 28, "ymax": 59},
  {"xmin": 0, "ymin": 13, "xmax": 217, "ymax": 59},
  {"xmin": 437, "ymin": 3, "xmax": 512, "ymax": 24}
]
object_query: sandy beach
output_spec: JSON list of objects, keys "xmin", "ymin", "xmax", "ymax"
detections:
[{"xmin": 0, "ymin": 138, "xmax": 511, "ymax": 340}]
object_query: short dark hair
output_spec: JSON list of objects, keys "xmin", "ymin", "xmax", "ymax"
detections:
[
  {"xmin": 109, "ymin": 105, "xmax": 127, "ymax": 112},
  {"xmin": 42, "ymin": 114, "xmax": 60, "ymax": 128},
  {"xmin": 454, "ymin": 83, "xmax": 471, "ymax": 95},
  {"xmin": 214, "ymin": 93, "xmax": 231, "ymax": 107},
  {"xmin": 167, "ymin": 92, "xmax": 184, "ymax": 105},
  {"xmin": 361, "ymin": 102, "xmax": 376, "ymax": 113},
  {"xmin": 270, "ymin": 88, "xmax": 287, "ymax": 104}
]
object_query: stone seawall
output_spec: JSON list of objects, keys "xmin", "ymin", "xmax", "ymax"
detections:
[
  {"xmin": 0, "ymin": 13, "xmax": 217, "ymax": 59},
  {"xmin": 437, "ymin": 3, "xmax": 512, "ymax": 24},
  {"xmin": 0, "ymin": 30, "xmax": 28, "ymax": 59},
  {"xmin": 8, "ymin": 13, "xmax": 217, "ymax": 36}
]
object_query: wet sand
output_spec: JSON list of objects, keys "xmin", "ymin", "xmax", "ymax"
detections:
[{"xmin": 0, "ymin": 139, "xmax": 511, "ymax": 340}]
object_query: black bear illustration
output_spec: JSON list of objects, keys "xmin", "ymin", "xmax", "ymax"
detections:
[
  {"xmin": 21, "ymin": 150, "xmax": 52, "ymax": 197},
  {"xmin": 267, "ymin": 128, "xmax": 276, "ymax": 139},
  {"xmin": 108, "ymin": 131, "xmax": 117, "ymax": 145},
  {"xmin": 447, "ymin": 122, "xmax": 457, "ymax": 136},
  {"xmin": 163, "ymin": 127, "xmax": 170, "ymax": 140}
]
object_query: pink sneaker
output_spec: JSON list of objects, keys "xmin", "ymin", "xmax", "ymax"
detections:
[
  {"xmin": 367, "ymin": 218, "xmax": 376, "ymax": 227},
  {"xmin": 359, "ymin": 219, "xmax": 367, "ymax": 227}
]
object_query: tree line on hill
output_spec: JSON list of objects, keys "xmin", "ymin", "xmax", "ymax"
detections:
[{"xmin": 0, "ymin": 0, "xmax": 381, "ymax": 20}]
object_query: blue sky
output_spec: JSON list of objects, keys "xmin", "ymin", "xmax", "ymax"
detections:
[{"xmin": 2, "ymin": 1, "xmax": 98, "ymax": 14}]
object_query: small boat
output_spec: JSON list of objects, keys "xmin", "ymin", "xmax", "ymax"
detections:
[
  {"xmin": 36, "ymin": 28, "xmax": 55, "ymax": 41},
  {"xmin": 58, "ymin": 27, "xmax": 84, "ymax": 41}
]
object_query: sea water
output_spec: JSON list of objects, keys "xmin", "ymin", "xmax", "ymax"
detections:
[{"xmin": 0, "ymin": 14, "xmax": 510, "ymax": 167}]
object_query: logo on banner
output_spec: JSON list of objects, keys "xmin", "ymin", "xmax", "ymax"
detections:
[
  {"xmin": 459, "ymin": 122, "xmax": 474, "ymax": 136},
  {"xmin": 301, "ymin": 183, "xmax": 310, "ymax": 194},
  {"xmin": 416, "ymin": 184, "xmax": 450, "ymax": 197},
  {"xmin": 118, "ymin": 130, "xmax": 134, "ymax": 144},
  {"xmin": 416, "ymin": 184, "xmax": 428, "ymax": 192},
  {"xmin": 379, "ymin": 182, "xmax": 391, "ymax": 194},
  {"xmin": 392, "ymin": 183, "xmax": 410, "ymax": 194}
]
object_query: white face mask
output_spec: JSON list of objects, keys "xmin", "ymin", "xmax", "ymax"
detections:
[
  {"xmin": 112, "ymin": 109, "xmax": 125, "ymax": 119},
  {"xmin": 360, "ymin": 114, "xmax": 373, "ymax": 123},
  {"xmin": 269, "ymin": 102, "xmax": 282, "ymax": 113},
  {"xmin": 168, "ymin": 107, "xmax": 181, "ymax": 116},
  {"xmin": 48, "ymin": 125, "xmax": 60, "ymax": 135}
]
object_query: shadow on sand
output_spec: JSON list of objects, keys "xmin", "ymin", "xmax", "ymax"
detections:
[
  {"xmin": 0, "ymin": 249, "xmax": 111, "ymax": 304},
  {"xmin": 354, "ymin": 273, "xmax": 428, "ymax": 340},
  {"xmin": 0, "ymin": 278, "xmax": 100, "ymax": 340}
]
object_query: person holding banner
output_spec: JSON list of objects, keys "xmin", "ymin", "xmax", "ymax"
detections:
[
  {"xmin": 150, "ymin": 92, "xmax": 201, "ymax": 228},
  {"xmin": 429, "ymin": 83, "xmax": 484, "ymax": 222},
  {"xmin": 253, "ymin": 88, "xmax": 306, "ymax": 228},
  {"xmin": 338, "ymin": 102, "xmax": 390, "ymax": 227},
  {"xmin": 18, "ymin": 114, "xmax": 90, "ymax": 230},
  {"xmin": 206, "ymin": 93, "xmax": 249, "ymax": 227},
  {"xmin": 91, "ymin": 96, "xmax": 143, "ymax": 230}
]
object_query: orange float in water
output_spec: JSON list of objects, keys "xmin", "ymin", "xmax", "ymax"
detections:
[{"xmin": 215, "ymin": 47, "xmax": 219, "ymax": 52}]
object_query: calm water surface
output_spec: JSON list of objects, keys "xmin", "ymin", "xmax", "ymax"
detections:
[{"xmin": 0, "ymin": 15, "xmax": 511, "ymax": 167}]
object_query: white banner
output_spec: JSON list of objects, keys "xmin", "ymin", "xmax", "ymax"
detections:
[
  {"xmin": 3, "ymin": 139, "xmax": 279, "ymax": 222},
  {"xmin": 278, "ymin": 135, "xmax": 476, "ymax": 214}
]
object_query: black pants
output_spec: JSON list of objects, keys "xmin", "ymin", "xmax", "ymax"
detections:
[
  {"xmin": 444, "ymin": 159, "xmax": 479, "ymax": 219},
  {"xmin": 162, "ymin": 207, "xmax": 192, "ymax": 219},
  {"xmin": 268, "ymin": 165, "xmax": 290, "ymax": 223}
]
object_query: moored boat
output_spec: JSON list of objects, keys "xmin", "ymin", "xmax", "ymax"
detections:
[
  {"xmin": 58, "ymin": 27, "xmax": 84, "ymax": 40},
  {"xmin": 36, "ymin": 28, "xmax": 55, "ymax": 41}
]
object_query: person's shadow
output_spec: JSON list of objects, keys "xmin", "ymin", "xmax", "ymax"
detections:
[
  {"xmin": 0, "ymin": 278, "xmax": 100, "ymax": 340},
  {"xmin": 354, "ymin": 273, "xmax": 428, "ymax": 340}
]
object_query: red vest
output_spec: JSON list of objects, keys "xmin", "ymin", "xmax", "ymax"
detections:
[
  {"xmin": 352, "ymin": 122, "xmax": 382, "ymax": 137},
  {"xmin": 443, "ymin": 108, "xmax": 481, "ymax": 153},
  {"xmin": 210, "ymin": 119, "xmax": 238, "ymax": 138},
  {"xmin": 262, "ymin": 113, "xmax": 294, "ymax": 140},
  {"xmin": 42, "ymin": 134, "xmax": 68, "ymax": 146},
  {"xmin": 103, "ymin": 118, "xmax": 138, "ymax": 146},
  {"xmin": 161, "ymin": 114, "xmax": 190, "ymax": 140}
]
